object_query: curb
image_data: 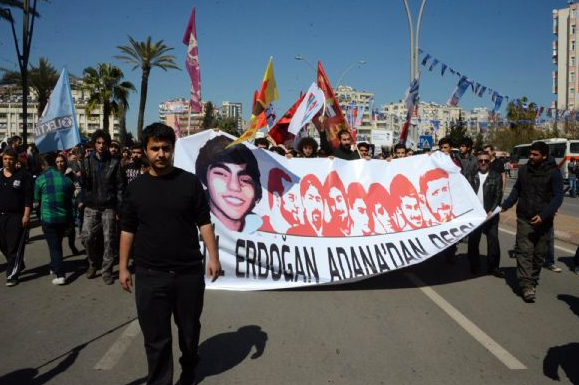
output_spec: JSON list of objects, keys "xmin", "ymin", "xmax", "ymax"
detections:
[{"xmin": 499, "ymin": 208, "xmax": 579, "ymax": 246}]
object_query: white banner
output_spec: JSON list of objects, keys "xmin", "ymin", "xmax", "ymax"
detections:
[{"xmin": 175, "ymin": 130, "xmax": 487, "ymax": 291}]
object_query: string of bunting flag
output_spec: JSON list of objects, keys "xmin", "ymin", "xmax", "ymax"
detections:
[{"xmin": 418, "ymin": 49, "xmax": 579, "ymax": 123}]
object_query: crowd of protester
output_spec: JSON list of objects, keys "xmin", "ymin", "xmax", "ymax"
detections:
[
  {"xmin": 0, "ymin": 132, "xmax": 147, "ymax": 286},
  {"xmin": 1, "ymin": 127, "xmax": 578, "ymax": 302}
]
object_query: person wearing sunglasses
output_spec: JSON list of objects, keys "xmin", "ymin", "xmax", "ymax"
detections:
[{"xmin": 466, "ymin": 151, "xmax": 504, "ymax": 277}]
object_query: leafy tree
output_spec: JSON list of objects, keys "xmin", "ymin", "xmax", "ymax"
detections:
[
  {"xmin": 474, "ymin": 132, "xmax": 484, "ymax": 153},
  {"xmin": 202, "ymin": 102, "xmax": 217, "ymax": 129},
  {"xmin": 1, "ymin": 57, "xmax": 59, "ymax": 116},
  {"xmin": 217, "ymin": 117, "xmax": 239, "ymax": 137},
  {"xmin": 447, "ymin": 114, "xmax": 468, "ymax": 147},
  {"xmin": 115, "ymin": 36, "xmax": 179, "ymax": 139},
  {"xmin": 81, "ymin": 63, "xmax": 136, "ymax": 136}
]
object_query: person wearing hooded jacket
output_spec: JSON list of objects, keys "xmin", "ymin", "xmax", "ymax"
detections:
[{"xmin": 501, "ymin": 141, "xmax": 563, "ymax": 303}]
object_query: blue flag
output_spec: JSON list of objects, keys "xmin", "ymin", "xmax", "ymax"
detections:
[{"xmin": 34, "ymin": 68, "xmax": 80, "ymax": 153}]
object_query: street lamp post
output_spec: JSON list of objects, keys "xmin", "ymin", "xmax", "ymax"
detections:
[
  {"xmin": 402, "ymin": 0, "xmax": 428, "ymax": 82},
  {"xmin": 294, "ymin": 54, "xmax": 316, "ymax": 72},
  {"xmin": 6, "ymin": 0, "xmax": 39, "ymax": 146},
  {"xmin": 336, "ymin": 60, "xmax": 366, "ymax": 89}
]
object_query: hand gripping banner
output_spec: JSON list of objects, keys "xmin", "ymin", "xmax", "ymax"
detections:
[{"xmin": 175, "ymin": 130, "xmax": 487, "ymax": 291}]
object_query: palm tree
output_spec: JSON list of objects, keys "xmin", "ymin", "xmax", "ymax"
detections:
[
  {"xmin": 0, "ymin": 0, "xmax": 39, "ymax": 23},
  {"xmin": 81, "ymin": 63, "xmax": 136, "ymax": 136},
  {"xmin": 1, "ymin": 57, "xmax": 59, "ymax": 116},
  {"xmin": 29, "ymin": 57, "xmax": 59, "ymax": 115},
  {"xmin": 115, "ymin": 36, "xmax": 179, "ymax": 138}
]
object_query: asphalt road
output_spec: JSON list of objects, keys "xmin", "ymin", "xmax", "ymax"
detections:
[
  {"xmin": 505, "ymin": 176, "xmax": 579, "ymax": 219},
  {"xmin": 1, "ymin": 225, "xmax": 578, "ymax": 385}
]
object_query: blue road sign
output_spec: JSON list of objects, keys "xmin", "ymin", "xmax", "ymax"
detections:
[{"xmin": 419, "ymin": 135, "xmax": 433, "ymax": 149}]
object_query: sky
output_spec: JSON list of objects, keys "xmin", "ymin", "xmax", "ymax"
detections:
[{"xmin": 0, "ymin": 0, "xmax": 567, "ymax": 134}]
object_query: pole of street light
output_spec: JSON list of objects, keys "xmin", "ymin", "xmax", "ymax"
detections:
[
  {"xmin": 7, "ymin": 0, "xmax": 39, "ymax": 146},
  {"xmin": 294, "ymin": 54, "xmax": 316, "ymax": 72},
  {"xmin": 402, "ymin": 0, "xmax": 427, "ymax": 81},
  {"xmin": 336, "ymin": 60, "xmax": 366, "ymax": 89}
]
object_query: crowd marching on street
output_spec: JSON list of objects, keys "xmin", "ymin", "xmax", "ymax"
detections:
[{"xmin": 1, "ymin": 121, "xmax": 579, "ymax": 385}]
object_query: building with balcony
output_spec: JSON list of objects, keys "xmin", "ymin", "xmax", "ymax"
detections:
[
  {"xmin": 0, "ymin": 82, "xmax": 120, "ymax": 144},
  {"xmin": 219, "ymin": 101, "xmax": 243, "ymax": 132},
  {"xmin": 553, "ymin": 2, "xmax": 579, "ymax": 110},
  {"xmin": 158, "ymin": 98, "xmax": 203, "ymax": 135}
]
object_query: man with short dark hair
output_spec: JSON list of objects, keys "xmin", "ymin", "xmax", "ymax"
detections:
[
  {"xmin": 0, "ymin": 148, "xmax": 33, "ymax": 286},
  {"xmin": 357, "ymin": 142, "xmax": 370, "ymax": 158},
  {"xmin": 81, "ymin": 129, "xmax": 124, "ymax": 284},
  {"xmin": 123, "ymin": 142, "xmax": 144, "ymax": 185},
  {"xmin": 502, "ymin": 141, "xmax": 564, "ymax": 303},
  {"xmin": 393, "ymin": 143, "xmax": 407, "ymax": 158},
  {"xmin": 318, "ymin": 124, "xmax": 360, "ymax": 160},
  {"xmin": 459, "ymin": 137, "xmax": 477, "ymax": 178},
  {"xmin": 467, "ymin": 151, "xmax": 503, "ymax": 277},
  {"xmin": 483, "ymin": 144, "xmax": 506, "ymax": 193},
  {"xmin": 119, "ymin": 122, "xmax": 220, "ymax": 385}
]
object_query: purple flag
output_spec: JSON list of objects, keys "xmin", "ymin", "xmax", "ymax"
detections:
[
  {"xmin": 183, "ymin": 7, "xmax": 202, "ymax": 113},
  {"xmin": 447, "ymin": 76, "xmax": 472, "ymax": 107}
]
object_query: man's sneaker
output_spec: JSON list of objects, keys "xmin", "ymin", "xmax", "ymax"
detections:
[
  {"xmin": 86, "ymin": 267, "xmax": 97, "ymax": 279},
  {"xmin": 522, "ymin": 288, "xmax": 536, "ymax": 303},
  {"xmin": 574, "ymin": 266, "xmax": 579, "ymax": 275},
  {"xmin": 544, "ymin": 264, "xmax": 562, "ymax": 273},
  {"xmin": 52, "ymin": 277, "xmax": 66, "ymax": 285},
  {"xmin": 103, "ymin": 275, "xmax": 114, "ymax": 285},
  {"xmin": 5, "ymin": 279, "xmax": 18, "ymax": 287},
  {"xmin": 489, "ymin": 268, "xmax": 505, "ymax": 278}
]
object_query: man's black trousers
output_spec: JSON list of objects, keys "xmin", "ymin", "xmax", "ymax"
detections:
[
  {"xmin": 467, "ymin": 215, "xmax": 500, "ymax": 272},
  {"xmin": 0, "ymin": 212, "xmax": 26, "ymax": 280},
  {"xmin": 135, "ymin": 265, "xmax": 205, "ymax": 385}
]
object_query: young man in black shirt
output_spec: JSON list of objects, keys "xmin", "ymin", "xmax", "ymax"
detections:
[
  {"xmin": 119, "ymin": 123, "xmax": 220, "ymax": 385},
  {"xmin": 0, "ymin": 149, "xmax": 33, "ymax": 286}
]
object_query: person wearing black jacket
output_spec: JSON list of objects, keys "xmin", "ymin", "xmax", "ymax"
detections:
[
  {"xmin": 0, "ymin": 149, "xmax": 33, "ymax": 286},
  {"xmin": 81, "ymin": 129, "xmax": 124, "ymax": 284},
  {"xmin": 501, "ymin": 141, "xmax": 564, "ymax": 303},
  {"xmin": 467, "ymin": 151, "xmax": 503, "ymax": 277}
]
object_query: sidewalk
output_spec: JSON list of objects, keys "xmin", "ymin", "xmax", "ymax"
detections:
[{"xmin": 499, "ymin": 206, "xmax": 579, "ymax": 246}]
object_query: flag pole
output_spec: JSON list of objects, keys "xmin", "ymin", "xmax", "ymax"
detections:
[{"xmin": 187, "ymin": 102, "xmax": 191, "ymax": 136}]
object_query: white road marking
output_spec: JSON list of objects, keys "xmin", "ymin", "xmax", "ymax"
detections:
[
  {"xmin": 405, "ymin": 272, "xmax": 527, "ymax": 370},
  {"xmin": 94, "ymin": 319, "xmax": 141, "ymax": 370},
  {"xmin": 498, "ymin": 227, "xmax": 577, "ymax": 254}
]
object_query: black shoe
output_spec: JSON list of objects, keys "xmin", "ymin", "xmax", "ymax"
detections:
[
  {"xmin": 6, "ymin": 279, "xmax": 18, "ymax": 287},
  {"xmin": 86, "ymin": 267, "xmax": 97, "ymax": 279},
  {"xmin": 508, "ymin": 250, "xmax": 518, "ymax": 259},
  {"xmin": 470, "ymin": 267, "xmax": 480, "ymax": 275},
  {"xmin": 103, "ymin": 275, "xmax": 114, "ymax": 285},
  {"xmin": 522, "ymin": 288, "xmax": 536, "ymax": 303},
  {"xmin": 489, "ymin": 268, "xmax": 505, "ymax": 278},
  {"xmin": 70, "ymin": 246, "xmax": 80, "ymax": 256}
]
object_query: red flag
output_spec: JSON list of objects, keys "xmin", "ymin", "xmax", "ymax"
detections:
[
  {"xmin": 183, "ymin": 7, "xmax": 202, "ymax": 113},
  {"xmin": 268, "ymin": 94, "xmax": 305, "ymax": 145},
  {"xmin": 317, "ymin": 61, "xmax": 351, "ymax": 147}
]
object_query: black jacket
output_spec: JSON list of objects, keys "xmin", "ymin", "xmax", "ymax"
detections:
[
  {"xmin": 81, "ymin": 152, "xmax": 124, "ymax": 212},
  {"xmin": 467, "ymin": 171, "xmax": 503, "ymax": 213},
  {"xmin": 502, "ymin": 157, "xmax": 564, "ymax": 222}
]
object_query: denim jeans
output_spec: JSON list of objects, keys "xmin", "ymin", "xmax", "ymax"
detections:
[
  {"xmin": 42, "ymin": 222, "xmax": 67, "ymax": 278},
  {"xmin": 569, "ymin": 177, "xmax": 578, "ymax": 196}
]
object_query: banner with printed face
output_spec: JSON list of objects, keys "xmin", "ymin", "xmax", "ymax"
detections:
[{"xmin": 174, "ymin": 130, "xmax": 487, "ymax": 291}]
